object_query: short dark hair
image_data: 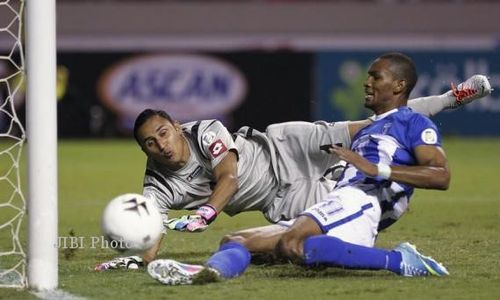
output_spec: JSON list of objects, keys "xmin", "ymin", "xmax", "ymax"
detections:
[
  {"xmin": 378, "ymin": 52, "xmax": 418, "ymax": 98},
  {"xmin": 133, "ymin": 109, "xmax": 175, "ymax": 145}
]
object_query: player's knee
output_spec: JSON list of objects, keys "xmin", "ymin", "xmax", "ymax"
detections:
[
  {"xmin": 220, "ymin": 233, "xmax": 246, "ymax": 247},
  {"xmin": 275, "ymin": 233, "xmax": 304, "ymax": 263}
]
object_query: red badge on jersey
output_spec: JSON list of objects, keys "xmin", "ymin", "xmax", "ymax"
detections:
[{"xmin": 208, "ymin": 139, "xmax": 227, "ymax": 158}]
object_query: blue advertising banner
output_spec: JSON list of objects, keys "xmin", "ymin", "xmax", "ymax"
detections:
[{"xmin": 314, "ymin": 51, "xmax": 500, "ymax": 136}]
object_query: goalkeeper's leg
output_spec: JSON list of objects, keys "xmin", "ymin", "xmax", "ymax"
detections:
[{"xmin": 407, "ymin": 74, "xmax": 492, "ymax": 117}]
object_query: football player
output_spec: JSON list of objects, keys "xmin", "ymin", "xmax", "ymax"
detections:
[
  {"xmin": 96, "ymin": 72, "xmax": 492, "ymax": 271},
  {"xmin": 147, "ymin": 52, "xmax": 459, "ymax": 284}
]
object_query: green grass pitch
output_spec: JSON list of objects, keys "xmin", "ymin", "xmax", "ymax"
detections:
[{"xmin": 2, "ymin": 138, "xmax": 500, "ymax": 299}]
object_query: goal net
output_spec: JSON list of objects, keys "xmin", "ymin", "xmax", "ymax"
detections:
[{"xmin": 0, "ymin": 0, "xmax": 26, "ymax": 288}]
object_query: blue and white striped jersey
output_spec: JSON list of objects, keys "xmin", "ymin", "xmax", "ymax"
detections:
[{"xmin": 335, "ymin": 106, "xmax": 442, "ymax": 231}]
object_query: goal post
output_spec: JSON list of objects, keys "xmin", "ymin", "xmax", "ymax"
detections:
[{"xmin": 25, "ymin": 0, "xmax": 58, "ymax": 291}]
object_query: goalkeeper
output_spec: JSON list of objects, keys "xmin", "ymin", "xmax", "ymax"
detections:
[{"xmin": 96, "ymin": 74, "xmax": 492, "ymax": 271}]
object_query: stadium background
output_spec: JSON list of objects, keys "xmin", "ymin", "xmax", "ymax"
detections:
[
  {"xmin": 1, "ymin": 0, "xmax": 499, "ymax": 137},
  {"xmin": 1, "ymin": 1, "xmax": 500, "ymax": 299}
]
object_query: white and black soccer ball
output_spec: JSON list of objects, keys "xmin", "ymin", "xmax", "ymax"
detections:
[{"xmin": 101, "ymin": 193, "xmax": 163, "ymax": 254}]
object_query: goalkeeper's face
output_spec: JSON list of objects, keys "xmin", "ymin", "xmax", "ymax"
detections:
[{"xmin": 137, "ymin": 115, "xmax": 189, "ymax": 170}]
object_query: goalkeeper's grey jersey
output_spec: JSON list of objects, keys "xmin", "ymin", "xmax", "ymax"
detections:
[
  {"xmin": 143, "ymin": 120, "xmax": 278, "ymax": 220},
  {"xmin": 143, "ymin": 119, "xmax": 351, "ymax": 223}
]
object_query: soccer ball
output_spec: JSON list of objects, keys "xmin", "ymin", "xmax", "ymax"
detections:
[{"xmin": 101, "ymin": 193, "xmax": 163, "ymax": 254}]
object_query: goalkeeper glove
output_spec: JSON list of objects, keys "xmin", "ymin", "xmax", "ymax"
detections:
[
  {"xmin": 166, "ymin": 204, "xmax": 218, "ymax": 232},
  {"xmin": 95, "ymin": 256, "xmax": 144, "ymax": 271}
]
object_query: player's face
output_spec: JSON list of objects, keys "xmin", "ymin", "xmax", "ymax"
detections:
[
  {"xmin": 363, "ymin": 58, "xmax": 399, "ymax": 114},
  {"xmin": 136, "ymin": 115, "xmax": 189, "ymax": 169}
]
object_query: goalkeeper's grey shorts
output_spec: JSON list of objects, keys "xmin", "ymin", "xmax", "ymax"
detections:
[{"xmin": 262, "ymin": 121, "xmax": 351, "ymax": 223}]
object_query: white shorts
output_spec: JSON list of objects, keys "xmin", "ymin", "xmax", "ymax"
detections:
[{"xmin": 300, "ymin": 186, "xmax": 381, "ymax": 247}]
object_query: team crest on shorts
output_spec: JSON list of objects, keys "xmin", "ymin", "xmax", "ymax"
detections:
[
  {"xmin": 208, "ymin": 139, "xmax": 227, "ymax": 157},
  {"xmin": 421, "ymin": 128, "xmax": 438, "ymax": 144}
]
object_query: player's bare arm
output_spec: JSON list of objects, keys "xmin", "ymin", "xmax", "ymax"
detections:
[
  {"xmin": 185, "ymin": 151, "xmax": 238, "ymax": 231},
  {"xmin": 167, "ymin": 151, "xmax": 239, "ymax": 232},
  {"xmin": 329, "ymin": 144, "xmax": 450, "ymax": 190},
  {"xmin": 205, "ymin": 151, "xmax": 239, "ymax": 212},
  {"xmin": 389, "ymin": 145, "xmax": 450, "ymax": 190}
]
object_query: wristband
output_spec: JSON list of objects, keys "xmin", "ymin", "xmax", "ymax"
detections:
[
  {"xmin": 196, "ymin": 204, "xmax": 218, "ymax": 224},
  {"xmin": 377, "ymin": 163, "xmax": 392, "ymax": 180}
]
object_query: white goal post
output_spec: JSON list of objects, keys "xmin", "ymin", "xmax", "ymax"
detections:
[{"xmin": 25, "ymin": 0, "xmax": 58, "ymax": 291}]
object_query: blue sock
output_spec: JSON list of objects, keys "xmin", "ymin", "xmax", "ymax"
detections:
[
  {"xmin": 206, "ymin": 242, "xmax": 251, "ymax": 279},
  {"xmin": 304, "ymin": 235, "xmax": 402, "ymax": 274}
]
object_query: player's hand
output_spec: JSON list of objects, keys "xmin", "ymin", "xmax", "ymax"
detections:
[
  {"xmin": 166, "ymin": 204, "xmax": 217, "ymax": 232},
  {"xmin": 166, "ymin": 215, "xmax": 209, "ymax": 232},
  {"xmin": 95, "ymin": 256, "xmax": 143, "ymax": 271},
  {"xmin": 329, "ymin": 145, "xmax": 378, "ymax": 177}
]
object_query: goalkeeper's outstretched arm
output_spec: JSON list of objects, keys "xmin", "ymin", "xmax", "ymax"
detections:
[{"xmin": 164, "ymin": 151, "xmax": 239, "ymax": 233}]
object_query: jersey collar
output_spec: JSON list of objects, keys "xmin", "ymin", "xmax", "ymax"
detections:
[{"xmin": 368, "ymin": 107, "xmax": 401, "ymax": 121}]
